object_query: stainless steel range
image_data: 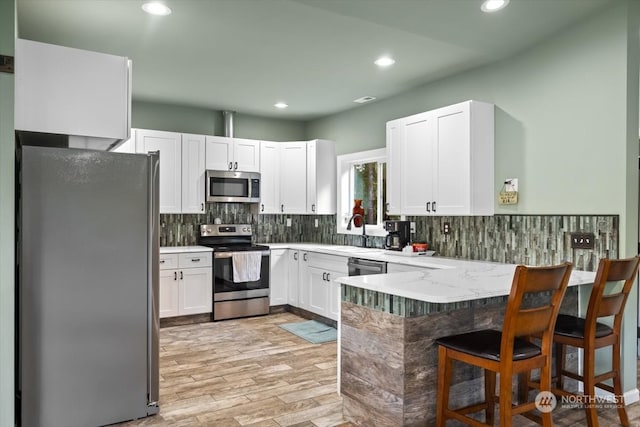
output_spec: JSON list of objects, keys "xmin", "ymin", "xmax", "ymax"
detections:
[{"xmin": 197, "ymin": 224, "xmax": 270, "ymax": 321}]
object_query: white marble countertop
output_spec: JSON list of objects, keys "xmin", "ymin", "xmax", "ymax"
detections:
[
  {"xmin": 160, "ymin": 245, "xmax": 213, "ymax": 254},
  {"xmin": 266, "ymin": 243, "xmax": 596, "ymax": 304}
]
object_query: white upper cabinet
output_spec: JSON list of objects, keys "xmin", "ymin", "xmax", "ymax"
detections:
[
  {"xmin": 181, "ymin": 134, "xmax": 206, "ymax": 214},
  {"xmin": 234, "ymin": 138, "xmax": 261, "ymax": 172},
  {"xmin": 306, "ymin": 139, "xmax": 336, "ymax": 215},
  {"xmin": 259, "ymin": 141, "xmax": 281, "ymax": 214},
  {"xmin": 386, "ymin": 100, "xmax": 494, "ymax": 216},
  {"xmin": 279, "ymin": 142, "xmax": 308, "ymax": 214},
  {"xmin": 137, "ymin": 129, "xmax": 183, "ymax": 213},
  {"xmin": 401, "ymin": 112, "xmax": 435, "ymax": 215},
  {"xmin": 259, "ymin": 139, "xmax": 336, "ymax": 215},
  {"xmin": 386, "ymin": 121, "xmax": 403, "ymax": 216},
  {"xmin": 204, "ymin": 136, "xmax": 232, "ymax": 171},
  {"xmin": 205, "ymin": 136, "xmax": 260, "ymax": 172},
  {"xmin": 15, "ymin": 39, "xmax": 131, "ymax": 142},
  {"xmin": 136, "ymin": 129, "xmax": 205, "ymax": 214}
]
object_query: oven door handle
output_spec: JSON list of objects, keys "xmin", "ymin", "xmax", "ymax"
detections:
[{"xmin": 214, "ymin": 250, "xmax": 271, "ymax": 258}]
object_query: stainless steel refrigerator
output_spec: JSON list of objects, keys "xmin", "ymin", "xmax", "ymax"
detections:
[{"xmin": 18, "ymin": 145, "xmax": 160, "ymax": 427}]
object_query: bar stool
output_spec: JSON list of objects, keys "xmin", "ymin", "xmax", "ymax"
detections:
[
  {"xmin": 435, "ymin": 262, "xmax": 573, "ymax": 427},
  {"xmin": 553, "ymin": 256, "xmax": 640, "ymax": 427}
]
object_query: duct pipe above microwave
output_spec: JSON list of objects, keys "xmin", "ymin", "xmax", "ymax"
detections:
[{"xmin": 223, "ymin": 111, "xmax": 235, "ymax": 138}]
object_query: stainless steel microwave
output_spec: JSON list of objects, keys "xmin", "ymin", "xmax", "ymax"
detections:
[{"xmin": 205, "ymin": 170, "xmax": 260, "ymax": 203}]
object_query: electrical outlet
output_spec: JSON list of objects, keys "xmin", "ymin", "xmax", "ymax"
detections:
[
  {"xmin": 314, "ymin": 218, "xmax": 319, "ymax": 228},
  {"xmin": 410, "ymin": 222, "xmax": 416, "ymax": 233},
  {"xmin": 286, "ymin": 218, "xmax": 292, "ymax": 227},
  {"xmin": 443, "ymin": 222, "xmax": 451, "ymax": 235},
  {"xmin": 570, "ymin": 232, "xmax": 595, "ymax": 249}
]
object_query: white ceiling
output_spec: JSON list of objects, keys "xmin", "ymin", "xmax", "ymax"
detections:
[{"xmin": 17, "ymin": 0, "xmax": 611, "ymax": 120}]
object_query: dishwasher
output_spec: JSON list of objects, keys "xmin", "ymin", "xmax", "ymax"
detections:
[{"xmin": 347, "ymin": 257, "xmax": 387, "ymax": 276}]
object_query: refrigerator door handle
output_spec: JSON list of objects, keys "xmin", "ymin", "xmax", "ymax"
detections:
[{"xmin": 146, "ymin": 151, "xmax": 160, "ymax": 413}]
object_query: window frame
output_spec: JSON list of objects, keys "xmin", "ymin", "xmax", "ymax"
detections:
[{"xmin": 336, "ymin": 148, "xmax": 387, "ymax": 237}]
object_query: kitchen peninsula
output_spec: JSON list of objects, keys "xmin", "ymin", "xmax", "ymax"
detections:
[{"xmin": 337, "ymin": 260, "xmax": 596, "ymax": 426}]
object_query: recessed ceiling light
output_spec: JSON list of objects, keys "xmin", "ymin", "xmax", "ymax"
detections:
[
  {"xmin": 142, "ymin": 2, "xmax": 172, "ymax": 16},
  {"xmin": 353, "ymin": 96, "xmax": 376, "ymax": 104},
  {"xmin": 374, "ymin": 56, "xmax": 395, "ymax": 67},
  {"xmin": 274, "ymin": 102, "xmax": 288, "ymax": 109},
  {"xmin": 481, "ymin": 0, "xmax": 509, "ymax": 13}
]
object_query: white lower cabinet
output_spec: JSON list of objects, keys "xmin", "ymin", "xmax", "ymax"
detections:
[
  {"xmin": 305, "ymin": 253, "xmax": 347, "ymax": 321},
  {"xmin": 308, "ymin": 266, "xmax": 329, "ymax": 316},
  {"xmin": 288, "ymin": 250, "xmax": 300, "ymax": 306},
  {"xmin": 159, "ymin": 269, "xmax": 179, "ymax": 318},
  {"xmin": 159, "ymin": 251, "xmax": 212, "ymax": 318},
  {"xmin": 269, "ymin": 249, "xmax": 288, "ymax": 306}
]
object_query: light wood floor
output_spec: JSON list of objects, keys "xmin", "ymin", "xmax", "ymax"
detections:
[{"xmin": 116, "ymin": 313, "xmax": 640, "ymax": 427}]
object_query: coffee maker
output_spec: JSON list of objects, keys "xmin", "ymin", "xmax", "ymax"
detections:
[{"xmin": 384, "ymin": 220, "xmax": 411, "ymax": 251}]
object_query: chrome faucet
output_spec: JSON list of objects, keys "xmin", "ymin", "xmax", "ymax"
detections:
[{"xmin": 346, "ymin": 213, "xmax": 368, "ymax": 248}]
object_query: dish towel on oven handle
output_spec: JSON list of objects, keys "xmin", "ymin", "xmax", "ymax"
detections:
[{"xmin": 232, "ymin": 252, "xmax": 262, "ymax": 283}]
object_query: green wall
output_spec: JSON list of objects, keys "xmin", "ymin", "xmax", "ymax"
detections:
[
  {"xmin": 132, "ymin": 100, "xmax": 306, "ymax": 141},
  {"xmin": 307, "ymin": 3, "xmax": 640, "ymax": 395},
  {"xmin": 0, "ymin": 0, "xmax": 15, "ymax": 425}
]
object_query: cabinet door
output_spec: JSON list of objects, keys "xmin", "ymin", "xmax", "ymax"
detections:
[
  {"xmin": 15, "ymin": 39, "xmax": 130, "ymax": 140},
  {"xmin": 159, "ymin": 269, "xmax": 179, "ymax": 318},
  {"xmin": 433, "ymin": 104, "xmax": 471, "ymax": 215},
  {"xmin": 288, "ymin": 251, "xmax": 300, "ymax": 306},
  {"xmin": 205, "ymin": 136, "xmax": 233, "ymax": 171},
  {"xmin": 234, "ymin": 138, "xmax": 260, "ymax": 172},
  {"xmin": 181, "ymin": 134, "xmax": 206, "ymax": 214},
  {"xmin": 179, "ymin": 268, "xmax": 213, "ymax": 315},
  {"xmin": 269, "ymin": 249, "xmax": 288, "ymax": 306},
  {"xmin": 386, "ymin": 119, "xmax": 403, "ymax": 215},
  {"xmin": 259, "ymin": 141, "xmax": 281, "ymax": 214},
  {"xmin": 279, "ymin": 142, "xmax": 307, "ymax": 214},
  {"xmin": 136, "ymin": 129, "xmax": 182, "ymax": 213},
  {"xmin": 327, "ymin": 269, "xmax": 341, "ymax": 321},
  {"xmin": 307, "ymin": 139, "xmax": 336, "ymax": 215},
  {"xmin": 298, "ymin": 252, "xmax": 311, "ymax": 310},
  {"xmin": 307, "ymin": 266, "xmax": 329, "ymax": 317},
  {"xmin": 401, "ymin": 113, "xmax": 436, "ymax": 215}
]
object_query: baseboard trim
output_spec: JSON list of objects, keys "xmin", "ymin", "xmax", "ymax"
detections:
[{"xmin": 577, "ymin": 382, "xmax": 639, "ymax": 406}]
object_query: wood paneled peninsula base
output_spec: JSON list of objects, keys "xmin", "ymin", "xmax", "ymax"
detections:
[{"xmin": 339, "ymin": 280, "xmax": 585, "ymax": 426}]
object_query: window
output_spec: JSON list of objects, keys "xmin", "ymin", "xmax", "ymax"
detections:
[{"xmin": 336, "ymin": 148, "xmax": 388, "ymax": 236}]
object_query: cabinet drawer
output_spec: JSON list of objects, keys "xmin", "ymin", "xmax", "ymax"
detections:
[
  {"xmin": 307, "ymin": 252, "xmax": 348, "ymax": 274},
  {"xmin": 159, "ymin": 253, "xmax": 178, "ymax": 270},
  {"xmin": 178, "ymin": 252, "xmax": 212, "ymax": 268}
]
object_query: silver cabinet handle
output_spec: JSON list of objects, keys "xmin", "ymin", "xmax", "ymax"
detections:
[
  {"xmin": 261, "ymin": 204, "xmax": 264, "ymax": 212},
  {"xmin": 281, "ymin": 204, "xmax": 284, "ymax": 212},
  {"xmin": 303, "ymin": 253, "xmax": 308, "ymax": 262},
  {"xmin": 432, "ymin": 201, "xmax": 436, "ymax": 212},
  {"xmin": 293, "ymin": 252, "xmax": 298, "ymax": 261},
  {"xmin": 228, "ymin": 162, "xmax": 232, "ymax": 170},
  {"xmin": 311, "ymin": 204, "xmax": 316, "ymax": 212},
  {"xmin": 326, "ymin": 273, "xmax": 330, "ymax": 282},
  {"xmin": 234, "ymin": 161, "xmax": 238, "ymax": 170},
  {"xmin": 191, "ymin": 258, "xmax": 200, "ymax": 262},
  {"xmin": 160, "ymin": 260, "xmax": 165, "ymax": 264},
  {"xmin": 180, "ymin": 271, "xmax": 183, "ymax": 280},
  {"xmin": 174, "ymin": 271, "xmax": 177, "ymax": 280},
  {"xmin": 322, "ymin": 272, "xmax": 327, "ymax": 281},
  {"xmin": 201, "ymin": 203, "xmax": 204, "ymax": 212},
  {"xmin": 426, "ymin": 202, "xmax": 431, "ymax": 212}
]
